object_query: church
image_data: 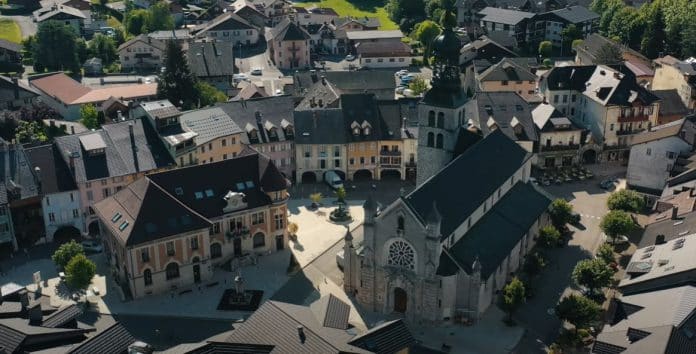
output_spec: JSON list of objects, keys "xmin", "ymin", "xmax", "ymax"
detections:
[{"xmin": 342, "ymin": 10, "xmax": 553, "ymax": 324}]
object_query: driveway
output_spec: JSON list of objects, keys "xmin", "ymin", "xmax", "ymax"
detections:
[{"xmin": 0, "ymin": 14, "xmax": 36, "ymax": 38}]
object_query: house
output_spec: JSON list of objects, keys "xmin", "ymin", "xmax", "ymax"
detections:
[
  {"xmin": 231, "ymin": 0, "xmax": 292, "ymax": 26},
  {"xmin": 592, "ymin": 286, "xmax": 696, "ymax": 354},
  {"xmin": 0, "ymin": 75, "xmax": 39, "ymax": 110},
  {"xmin": 343, "ymin": 30, "xmax": 411, "ymax": 68},
  {"xmin": 626, "ymin": 118, "xmax": 696, "ymax": 195},
  {"xmin": 267, "ymin": 19, "xmax": 311, "ymax": 70},
  {"xmin": 456, "ymin": 0, "xmax": 492, "ymax": 27},
  {"xmin": 292, "ymin": 70, "xmax": 397, "ymax": 105},
  {"xmin": 478, "ymin": 7, "xmax": 534, "ymax": 47},
  {"xmin": 459, "ymin": 35, "xmax": 518, "ymax": 68},
  {"xmin": 532, "ymin": 102, "xmax": 584, "ymax": 167},
  {"xmin": 229, "ymin": 0, "xmax": 269, "ymax": 28},
  {"xmin": 180, "ymin": 107, "xmax": 245, "ymax": 164},
  {"xmin": 474, "ymin": 58, "xmax": 538, "ymax": 101},
  {"xmin": 641, "ymin": 187, "xmax": 696, "ymax": 246},
  {"xmin": 186, "ymin": 41, "xmax": 236, "ymax": 95},
  {"xmin": 293, "ymin": 6, "xmax": 339, "ymax": 25},
  {"xmin": 53, "ymin": 118, "xmax": 176, "ymax": 236},
  {"xmin": 33, "ymin": 4, "xmax": 86, "ymax": 35},
  {"xmin": 652, "ymin": 89, "xmax": 691, "ymax": 124},
  {"xmin": 0, "ymin": 39, "xmax": 21, "ymax": 69},
  {"xmin": 652, "ymin": 56, "xmax": 696, "ymax": 111},
  {"xmin": 333, "ymin": 16, "xmax": 381, "ymax": 31},
  {"xmin": 82, "ymin": 57, "xmax": 102, "ymax": 76},
  {"xmin": 117, "ymin": 34, "xmax": 166, "ymax": 72},
  {"xmin": 147, "ymin": 29, "xmax": 194, "ymax": 46},
  {"xmin": 575, "ymin": 33, "xmax": 653, "ymax": 78},
  {"xmin": 133, "ymin": 100, "xmax": 198, "ymax": 166},
  {"xmin": 191, "ymin": 12, "xmax": 260, "ymax": 46},
  {"xmin": 94, "ymin": 150, "xmax": 289, "ymax": 298},
  {"xmin": 232, "ymin": 82, "xmax": 269, "ymax": 101},
  {"xmin": 344, "ymin": 130, "xmax": 551, "ymax": 323},
  {"xmin": 29, "ymin": 72, "xmax": 158, "ymax": 119},
  {"xmin": 294, "ymin": 108, "xmax": 347, "ymax": 183},
  {"xmin": 529, "ymin": 5, "xmax": 599, "ymax": 47},
  {"xmin": 217, "ymin": 96, "xmax": 296, "ymax": 179},
  {"xmin": 24, "ymin": 144, "xmax": 81, "ymax": 244}
]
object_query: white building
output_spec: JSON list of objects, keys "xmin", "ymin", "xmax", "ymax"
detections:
[{"xmin": 191, "ymin": 12, "xmax": 260, "ymax": 46}]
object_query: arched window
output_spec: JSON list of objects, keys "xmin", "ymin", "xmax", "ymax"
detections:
[
  {"xmin": 165, "ymin": 263, "xmax": 179, "ymax": 280},
  {"xmin": 436, "ymin": 133, "xmax": 444, "ymax": 149},
  {"xmin": 428, "ymin": 111, "xmax": 435, "ymax": 127},
  {"xmin": 211, "ymin": 243, "xmax": 222, "ymax": 259},
  {"xmin": 437, "ymin": 112, "xmax": 445, "ymax": 128},
  {"xmin": 143, "ymin": 269, "xmax": 152, "ymax": 286},
  {"xmin": 387, "ymin": 240, "xmax": 415, "ymax": 270},
  {"xmin": 397, "ymin": 216, "xmax": 405, "ymax": 231},
  {"xmin": 253, "ymin": 232, "xmax": 265, "ymax": 248},
  {"xmin": 427, "ymin": 132, "xmax": 434, "ymax": 147}
]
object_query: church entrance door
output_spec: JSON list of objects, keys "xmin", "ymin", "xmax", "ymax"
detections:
[{"xmin": 393, "ymin": 287, "xmax": 407, "ymax": 313}]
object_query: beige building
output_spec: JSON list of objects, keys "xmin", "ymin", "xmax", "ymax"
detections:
[
  {"xmin": 267, "ymin": 19, "xmax": 311, "ymax": 70},
  {"xmin": 134, "ymin": 100, "xmax": 199, "ymax": 167},
  {"xmin": 476, "ymin": 58, "xmax": 538, "ymax": 102},
  {"xmin": 191, "ymin": 12, "xmax": 260, "ymax": 46},
  {"xmin": 180, "ymin": 107, "xmax": 246, "ymax": 164},
  {"xmin": 117, "ymin": 35, "xmax": 166, "ymax": 72},
  {"xmin": 653, "ymin": 56, "xmax": 696, "ymax": 111},
  {"xmin": 532, "ymin": 102, "xmax": 584, "ymax": 167}
]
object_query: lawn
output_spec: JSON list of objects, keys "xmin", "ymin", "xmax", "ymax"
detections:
[
  {"xmin": 293, "ymin": 0, "xmax": 398, "ymax": 30},
  {"xmin": 0, "ymin": 19, "xmax": 21, "ymax": 43}
]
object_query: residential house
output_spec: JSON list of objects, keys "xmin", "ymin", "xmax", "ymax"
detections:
[
  {"xmin": 0, "ymin": 39, "xmax": 21, "ymax": 70},
  {"xmin": 53, "ymin": 118, "xmax": 176, "ymax": 235},
  {"xmin": 478, "ymin": 7, "xmax": 534, "ymax": 47},
  {"xmin": 652, "ymin": 56, "xmax": 696, "ymax": 111},
  {"xmin": 529, "ymin": 5, "xmax": 599, "ymax": 47},
  {"xmin": 459, "ymin": 35, "xmax": 518, "ymax": 68},
  {"xmin": 653, "ymin": 89, "xmax": 691, "ymax": 124},
  {"xmin": 267, "ymin": 19, "xmax": 311, "ymax": 70},
  {"xmin": 24, "ymin": 144, "xmax": 81, "ymax": 243},
  {"xmin": 134, "ymin": 100, "xmax": 198, "ymax": 166},
  {"xmin": 474, "ymin": 58, "xmax": 538, "ymax": 101},
  {"xmin": 0, "ymin": 75, "xmax": 39, "ymax": 110},
  {"xmin": 293, "ymin": 6, "xmax": 339, "ymax": 25},
  {"xmin": 292, "ymin": 70, "xmax": 397, "ymax": 105},
  {"xmin": 575, "ymin": 34, "xmax": 654, "ymax": 85},
  {"xmin": 180, "ymin": 107, "xmax": 246, "ymax": 164},
  {"xmin": 344, "ymin": 131, "xmax": 552, "ymax": 323},
  {"xmin": 532, "ymin": 102, "xmax": 584, "ymax": 167},
  {"xmin": 294, "ymin": 108, "xmax": 348, "ymax": 183},
  {"xmin": 186, "ymin": 41, "xmax": 236, "ymax": 95},
  {"xmin": 29, "ymin": 72, "xmax": 158, "ymax": 119},
  {"xmin": 344, "ymin": 30, "xmax": 411, "ymax": 68},
  {"xmin": 465, "ymin": 56, "xmax": 538, "ymax": 96},
  {"xmin": 217, "ymin": 95, "xmax": 296, "ymax": 179},
  {"xmin": 456, "ymin": 0, "xmax": 492, "ymax": 27},
  {"xmin": 117, "ymin": 35, "xmax": 166, "ymax": 72},
  {"xmin": 229, "ymin": 0, "xmax": 269, "ymax": 28},
  {"xmin": 147, "ymin": 29, "xmax": 194, "ymax": 46},
  {"xmin": 592, "ymin": 286, "xmax": 696, "ymax": 354},
  {"xmin": 191, "ymin": 12, "xmax": 260, "ymax": 46},
  {"xmin": 94, "ymin": 150, "xmax": 289, "ymax": 298},
  {"xmin": 333, "ymin": 16, "xmax": 380, "ymax": 31},
  {"xmin": 234, "ymin": 0, "xmax": 292, "ymax": 26},
  {"xmin": 627, "ymin": 118, "xmax": 696, "ymax": 195},
  {"xmin": 232, "ymin": 82, "xmax": 269, "ymax": 101},
  {"xmin": 33, "ymin": 4, "xmax": 86, "ymax": 35}
]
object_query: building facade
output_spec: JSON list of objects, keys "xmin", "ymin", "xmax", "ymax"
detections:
[
  {"xmin": 267, "ymin": 19, "xmax": 311, "ymax": 70},
  {"xmin": 117, "ymin": 35, "xmax": 166, "ymax": 72}
]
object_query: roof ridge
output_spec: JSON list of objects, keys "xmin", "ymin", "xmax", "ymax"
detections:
[
  {"xmin": 146, "ymin": 176, "xmax": 215, "ymax": 224},
  {"xmin": 267, "ymin": 301, "xmax": 345, "ymax": 351}
]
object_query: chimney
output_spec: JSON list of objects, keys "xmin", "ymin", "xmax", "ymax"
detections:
[
  {"xmin": 34, "ymin": 166, "xmax": 42, "ymax": 195},
  {"xmin": 320, "ymin": 75, "xmax": 326, "ymax": 85},
  {"xmin": 318, "ymin": 99, "xmax": 323, "ymax": 107},
  {"xmin": 297, "ymin": 326, "xmax": 306, "ymax": 343},
  {"xmin": 18, "ymin": 289, "xmax": 29, "ymax": 311},
  {"xmin": 11, "ymin": 76, "xmax": 19, "ymax": 100},
  {"xmin": 70, "ymin": 125, "xmax": 75, "ymax": 134},
  {"xmin": 255, "ymin": 111, "xmax": 262, "ymax": 125},
  {"xmin": 28, "ymin": 302, "xmax": 42, "ymax": 325},
  {"xmin": 656, "ymin": 234, "xmax": 666, "ymax": 245},
  {"xmin": 129, "ymin": 123, "xmax": 140, "ymax": 173},
  {"xmin": 672, "ymin": 206, "xmax": 679, "ymax": 220},
  {"xmin": 312, "ymin": 111, "xmax": 318, "ymax": 129}
]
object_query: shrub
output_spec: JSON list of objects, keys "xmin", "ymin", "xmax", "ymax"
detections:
[
  {"xmin": 65, "ymin": 254, "xmax": 96, "ymax": 289},
  {"xmin": 52, "ymin": 240, "xmax": 84, "ymax": 269},
  {"xmin": 607, "ymin": 189, "xmax": 645, "ymax": 212},
  {"xmin": 538, "ymin": 225, "xmax": 562, "ymax": 248},
  {"xmin": 596, "ymin": 243, "xmax": 615, "ymax": 264},
  {"xmin": 523, "ymin": 252, "xmax": 546, "ymax": 275}
]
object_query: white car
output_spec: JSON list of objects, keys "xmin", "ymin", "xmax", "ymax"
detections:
[
  {"xmin": 81, "ymin": 240, "xmax": 103, "ymax": 253},
  {"xmin": 395, "ymin": 69, "xmax": 409, "ymax": 77},
  {"xmin": 233, "ymin": 73, "xmax": 249, "ymax": 82},
  {"xmin": 345, "ymin": 54, "xmax": 356, "ymax": 61},
  {"xmin": 275, "ymin": 89, "xmax": 283, "ymax": 96},
  {"xmin": 250, "ymin": 68, "xmax": 263, "ymax": 75},
  {"xmin": 144, "ymin": 77, "xmax": 153, "ymax": 84}
]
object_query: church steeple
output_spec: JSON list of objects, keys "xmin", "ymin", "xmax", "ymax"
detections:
[{"xmin": 430, "ymin": 8, "xmax": 462, "ymax": 91}]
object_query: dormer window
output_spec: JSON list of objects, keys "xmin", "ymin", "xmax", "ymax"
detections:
[
  {"xmin": 363, "ymin": 127, "xmax": 371, "ymax": 135},
  {"xmin": 269, "ymin": 127, "xmax": 277, "ymax": 137},
  {"xmin": 353, "ymin": 127, "xmax": 360, "ymax": 135},
  {"xmin": 249, "ymin": 129, "xmax": 258, "ymax": 140}
]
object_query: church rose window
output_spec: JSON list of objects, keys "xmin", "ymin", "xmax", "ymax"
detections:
[{"xmin": 388, "ymin": 240, "xmax": 415, "ymax": 270}]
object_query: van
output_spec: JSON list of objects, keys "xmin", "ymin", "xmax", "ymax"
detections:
[{"xmin": 324, "ymin": 171, "xmax": 343, "ymax": 190}]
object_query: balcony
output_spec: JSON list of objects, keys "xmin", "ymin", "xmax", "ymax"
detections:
[
  {"xmin": 540, "ymin": 144, "xmax": 580, "ymax": 152},
  {"xmin": 380, "ymin": 149, "xmax": 402, "ymax": 156},
  {"xmin": 618, "ymin": 115, "xmax": 650, "ymax": 123},
  {"xmin": 616, "ymin": 129, "xmax": 646, "ymax": 136},
  {"xmin": 226, "ymin": 227, "xmax": 250, "ymax": 239}
]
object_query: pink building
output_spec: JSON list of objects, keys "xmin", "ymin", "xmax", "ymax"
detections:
[{"xmin": 267, "ymin": 19, "xmax": 311, "ymax": 70}]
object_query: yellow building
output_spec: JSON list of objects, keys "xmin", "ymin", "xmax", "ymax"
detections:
[
  {"xmin": 476, "ymin": 58, "xmax": 538, "ymax": 102},
  {"xmin": 180, "ymin": 107, "xmax": 246, "ymax": 164}
]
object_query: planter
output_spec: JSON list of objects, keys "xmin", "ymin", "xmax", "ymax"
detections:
[{"xmin": 329, "ymin": 208, "xmax": 353, "ymax": 222}]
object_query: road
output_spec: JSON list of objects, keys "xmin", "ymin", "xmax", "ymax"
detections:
[{"xmin": 0, "ymin": 14, "xmax": 37, "ymax": 38}]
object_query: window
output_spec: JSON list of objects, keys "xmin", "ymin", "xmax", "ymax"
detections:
[
  {"xmin": 428, "ymin": 111, "xmax": 435, "ymax": 127},
  {"xmin": 436, "ymin": 134, "xmax": 444, "ymax": 149},
  {"xmin": 502, "ymin": 80, "xmax": 509, "ymax": 86},
  {"xmin": 333, "ymin": 145, "xmax": 340, "ymax": 157},
  {"xmin": 70, "ymin": 193, "xmax": 74, "ymax": 202},
  {"xmin": 141, "ymin": 248, "xmax": 150, "ymax": 262},
  {"xmin": 667, "ymin": 151, "xmax": 676, "ymax": 159},
  {"xmin": 349, "ymin": 158, "xmax": 355, "ymax": 165},
  {"xmin": 275, "ymin": 213, "xmax": 284, "ymax": 229},
  {"xmin": 646, "ymin": 148, "xmax": 651, "ymax": 156},
  {"xmin": 49, "ymin": 213, "xmax": 55, "ymax": 222},
  {"xmin": 222, "ymin": 139, "xmax": 227, "ymax": 147},
  {"xmin": 73, "ymin": 209, "xmax": 79, "ymax": 218},
  {"xmin": 609, "ymin": 124, "xmax": 614, "ymax": 131},
  {"xmin": 253, "ymin": 233, "xmax": 265, "ymax": 248},
  {"xmin": 144, "ymin": 269, "xmax": 152, "ymax": 286},
  {"xmin": 211, "ymin": 243, "xmax": 222, "ymax": 259},
  {"xmin": 553, "ymin": 95, "xmax": 559, "ymax": 103},
  {"xmin": 387, "ymin": 240, "xmax": 415, "ymax": 270},
  {"xmin": 252, "ymin": 212, "xmax": 265, "ymax": 225},
  {"xmin": 166, "ymin": 241, "xmax": 175, "ymax": 256},
  {"xmin": 87, "ymin": 191, "xmax": 93, "ymax": 201},
  {"xmin": 102, "ymin": 188, "xmax": 111, "ymax": 198},
  {"xmin": 165, "ymin": 263, "xmax": 179, "ymax": 280},
  {"xmin": 397, "ymin": 216, "xmax": 405, "ymax": 231},
  {"xmin": 437, "ymin": 112, "xmax": 444, "ymax": 128},
  {"xmin": 562, "ymin": 95, "xmax": 568, "ymax": 103},
  {"xmin": 334, "ymin": 159, "xmax": 340, "ymax": 168},
  {"xmin": 46, "ymin": 197, "xmax": 50, "ymax": 206},
  {"xmin": 427, "ymin": 132, "xmax": 434, "ymax": 147},
  {"xmin": 571, "ymin": 94, "xmax": 576, "ymax": 102},
  {"xmin": 190, "ymin": 237, "xmax": 199, "ymax": 250},
  {"xmin": 360, "ymin": 157, "xmax": 365, "ymax": 164}
]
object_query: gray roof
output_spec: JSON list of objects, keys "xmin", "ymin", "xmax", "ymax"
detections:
[
  {"xmin": 216, "ymin": 95, "xmax": 295, "ymax": 144},
  {"xmin": 653, "ymin": 89, "xmax": 690, "ymax": 117},
  {"xmin": 292, "ymin": 71, "xmax": 396, "ymax": 102},
  {"xmin": 346, "ymin": 30, "xmax": 403, "ymax": 41},
  {"xmin": 0, "ymin": 139, "xmax": 39, "ymax": 204},
  {"xmin": 465, "ymin": 91, "xmax": 538, "ymax": 142},
  {"xmin": 186, "ymin": 41, "xmax": 236, "ymax": 78},
  {"xmin": 348, "ymin": 319, "xmax": 416, "ymax": 354},
  {"xmin": 192, "ymin": 12, "xmax": 256, "ymax": 34},
  {"xmin": 68, "ymin": 322, "xmax": 135, "ymax": 354},
  {"xmin": 0, "ymin": 39, "xmax": 21, "ymax": 53},
  {"xmin": 33, "ymin": 4, "xmax": 86, "ymax": 22},
  {"xmin": 479, "ymin": 7, "xmax": 534, "ymax": 25},
  {"xmin": 0, "ymin": 75, "xmax": 39, "ymax": 103},
  {"xmin": 53, "ymin": 118, "xmax": 176, "ymax": 183},
  {"xmin": 147, "ymin": 29, "xmax": 193, "ymax": 41},
  {"xmin": 638, "ymin": 210, "xmax": 696, "ymax": 248},
  {"xmin": 478, "ymin": 57, "xmax": 536, "ymax": 82},
  {"xmin": 294, "ymin": 109, "xmax": 346, "ymax": 144},
  {"xmin": 41, "ymin": 304, "xmax": 82, "ymax": 328},
  {"xmin": 544, "ymin": 5, "xmax": 598, "ymax": 23},
  {"xmin": 309, "ymin": 294, "xmax": 350, "ymax": 330},
  {"xmin": 180, "ymin": 107, "xmax": 242, "ymax": 145}
]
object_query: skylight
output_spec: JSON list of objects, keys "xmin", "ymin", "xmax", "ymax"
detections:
[
  {"xmin": 195, "ymin": 192, "xmax": 204, "ymax": 199},
  {"xmin": 205, "ymin": 189, "xmax": 214, "ymax": 197},
  {"xmin": 175, "ymin": 187, "xmax": 184, "ymax": 196},
  {"xmin": 118, "ymin": 221, "xmax": 129, "ymax": 231},
  {"xmin": 111, "ymin": 213, "xmax": 122, "ymax": 223},
  {"xmin": 236, "ymin": 182, "xmax": 246, "ymax": 190},
  {"xmin": 245, "ymin": 181, "xmax": 255, "ymax": 188}
]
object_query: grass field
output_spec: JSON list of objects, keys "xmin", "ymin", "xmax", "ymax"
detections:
[
  {"xmin": 293, "ymin": 0, "xmax": 398, "ymax": 30},
  {"xmin": 0, "ymin": 19, "xmax": 21, "ymax": 43}
]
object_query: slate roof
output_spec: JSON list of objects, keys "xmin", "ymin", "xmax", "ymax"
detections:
[
  {"xmin": 68, "ymin": 322, "xmax": 135, "ymax": 354},
  {"xmin": 147, "ymin": 152, "xmax": 287, "ymax": 219},
  {"xmin": 333, "ymin": 16, "xmax": 381, "ymax": 29},
  {"xmin": 309, "ymin": 293, "xmax": 350, "ymax": 330},
  {"xmin": 269, "ymin": 18, "xmax": 310, "ymax": 41},
  {"xmin": 404, "ymin": 130, "xmax": 531, "ymax": 237},
  {"xmin": 117, "ymin": 34, "xmax": 166, "ymax": 52},
  {"xmin": 437, "ymin": 182, "xmax": 551, "ymax": 277},
  {"xmin": 478, "ymin": 7, "xmax": 534, "ymax": 25},
  {"xmin": 147, "ymin": 29, "xmax": 193, "ymax": 41},
  {"xmin": 0, "ymin": 75, "xmax": 39, "ymax": 103},
  {"xmin": 41, "ymin": 304, "xmax": 82, "ymax": 328},
  {"xmin": 216, "ymin": 95, "xmax": 295, "ymax": 144},
  {"xmin": 162, "ymin": 342, "xmax": 275, "ymax": 353},
  {"xmin": 653, "ymin": 89, "xmax": 690, "ymax": 117},
  {"xmin": 478, "ymin": 57, "xmax": 536, "ymax": 82},
  {"xmin": 540, "ymin": 65, "xmax": 596, "ymax": 91},
  {"xmin": 53, "ymin": 118, "xmax": 175, "ymax": 183},
  {"xmin": 630, "ymin": 119, "xmax": 686, "ymax": 146},
  {"xmin": 186, "ymin": 41, "xmax": 236, "ymax": 78},
  {"xmin": 294, "ymin": 109, "xmax": 346, "ymax": 144},
  {"xmin": 460, "ymin": 36, "xmax": 518, "ymax": 67},
  {"xmin": 532, "ymin": 102, "xmax": 582, "ymax": 132},
  {"xmin": 33, "ymin": 4, "xmax": 86, "ymax": 21},
  {"xmin": 583, "ymin": 66, "xmax": 659, "ymax": 107},
  {"xmin": 464, "ymin": 91, "xmax": 538, "ymax": 142},
  {"xmin": 543, "ymin": 5, "xmax": 598, "ymax": 23},
  {"xmin": 1, "ymin": 139, "xmax": 40, "ymax": 206},
  {"xmin": 24, "ymin": 144, "xmax": 77, "ymax": 195},
  {"xmin": 348, "ymin": 319, "xmax": 416, "ymax": 354},
  {"xmin": 576, "ymin": 34, "xmax": 648, "ymax": 64},
  {"xmin": 292, "ymin": 70, "xmax": 396, "ymax": 100},
  {"xmin": 180, "ymin": 107, "xmax": 242, "ymax": 145},
  {"xmin": 0, "ymin": 318, "xmax": 93, "ymax": 353},
  {"xmin": 346, "ymin": 30, "xmax": 403, "ymax": 41}
]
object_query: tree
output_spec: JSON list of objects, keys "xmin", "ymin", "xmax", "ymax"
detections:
[
  {"xmin": 194, "ymin": 81, "xmax": 227, "ymax": 107},
  {"xmin": 682, "ymin": 21, "xmax": 696, "ymax": 58},
  {"xmin": 80, "ymin": 104, "xmax": 100, "ymax": 129},
  {"xmin": 32, "ymin": 22, "xmax": 80, "ymax": 73},
  {"xmin": 538, "ymin": 41, "xmax": 553, "ymax": 58},
  {"xmin": 65, "ymin": 254, "xmax": 97, "ymax": 289},
  {"xmin": 310, "ymin": 193, "xmax": 322, "ymax": 209},
  {"xmin": 145, "ymin": 1, "xmax": 175, "ymax": 32},
  {"xmin": 523, "ymin": 252, "xmax": 546, "ymax": 276},
  {"xmin": 560, "ymin": 24, "xmax": 583, "ymax": 54},
  {"xmin": 158, "ymin": 40, "xmax": 198, "ymax": 110},
  {"xmin": 538, "ymin": 225, "xmax": 562, "ymax": 248},
  {"xmin": 335, "ymin": 187, "xmax": 347, "ymax": 203},
  {"xmin": 549, "ymin": 199, "xmax": 573, "ymax": 228},
  {"xmin": 125, "ymin": 9, "xmax": 149, "ymax": 35},
  {"xmin": 597, "ymin": 243, "xmax": 615, "ymax": 264},
  {"xmin": 608, "ymin": 6, "xmax": 645, "ymax": 49},
  {"xmin": 88, "ymin": 34, "xmax": 118, "ymax": 65},
  {"xmin": 14, "ymin": 121, "xmax": 47, "ymax": 143},
  {"xmin": 388, "ymin": 0, "xmax": 427, "ymax": 32},
  {"xmin": 410, "ymin": 20, "xmax": 441, "ymax": 64},
  {"xmin": 408, "ymin": 76, "xmax": 429, "ymax": 95},
  {"xmin": 52, "ymin": 240, "xmax": 85, "ymax": 269},
  {"xmin": 555, "ymin": 294, "xmax": 601, "ymax": 331},
  {"xmin": 287, "ymin": 222, "xmax": 298, "ymax": 236},
  {"xmin": 502, "ymin": 277, "xmax": 525, "ymax": 321},
  {"xmin": 597, "ymin": 0, "xmax": 625, "ymax": 35},
  {"xmin": 571, "ymin": 39, "xmax": 584, "ymax": 52},
  {"xmin": 572, "ymin": 258, "xmax": 613, "ymax": 295},
  {"xmin": 600, "ymin": 210, "xmax": 636, "ymax": 244},
  {"xmin": 594, "ymin": 42, "xmax": 624, "ymax": 65},
  {"xmin": 607, "ymin": 190, "xmax": 645, "ymax": 212},
  {"xmin": 641, "ymin": 4, "xmax": 667, "ymax": 59}
]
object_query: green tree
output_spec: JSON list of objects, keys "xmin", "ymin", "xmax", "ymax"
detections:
[
  {"xmin": 80, "ymin": 104, "xmax": 100, "ymax": 129},
  {"xmin": 32, "ymin": 22, "xmax": 80, "ymax": 72},
  {"xmin": 14, "ymin": 121, "xmax": 47, "ymax": 143},
  {"xmin": 125, "ymin": 9, "xmax": 149, "ymax": 35},
  {"xmin": 65, "ymin": 254, "xmax": 97, "ymax": 289},
  {"xmin": 158, "ymin": 40, "xmax": 198, "ymax": 109},
  {"xmin": 194, "ymin": 81, "xmax": 227, "ymax": 107},
  {"xmin": 607, "ymin": 189, "xmax": 645, "ymax": 212},
  {"xmin": 146, "ymin": 1, "xmax": 175, "ymax": 32},
  {"xmin": 549, "ymin": 199, "xmax": 573, "ymax": 228},
  {"xmin": 502, "ymin": 277, "xmax": 525, "ymax": 321},
  {"xmin": 641, "ymin": 4, "xmax": 667, "ymax": 59},
  {"xmin": 596, "ymin": 243, "xmax": 615, "ymax": 264},
  {"xmin": 594, "ymin": 42, "xmax": 624, "ymax": 64},
  {"xmin": 411, "ymin": 20, "xmax": 441, "ymax": 64},
  {"xmin": 600, "ymin": 210, "xmax": 636, "ymax": 244},
  {"xmin": 572, "ymin": 258, "xmax": 613, "ymax": 294},
  {"xmin": 538, "ymin": 41, "xmax": 553, "ymax": 58},
  {"xmin": 560, "ymin": 24, "xmax": 583, "ymax": 54},
  {"xmin": 523, "ymin": 252, "xmax": 546, "ymax": 276},
  {"xmin": 76, "ymin": 38, "xmax": 90, "ymax": 65},
  {"xmin": 555, "ymin": 294, "xmax": 601, "ymax": 331},
  {"xmin": 88, "ymin": 34, "xmax": 118, "ymax": 65},
  {"xmin": 571, "ymin": 39, "xmax": 584, "ymax": 52},
  {"xmin": 52, "ymin": 240, "xmax": 85, "ymax": 269},
  {"xmin": 538, "ymin": 225, "xmax": 562, "ymax": 248},
  {"xmin": 608, "ymin": 7, "xmax": 645, "ymax": 49},
  {"xmin": 682, "ymin": 21, "xmax": 696, "ymax": 58},
  {"xmin": 408, "ymin": 76, "xmax": 429, "ymax": 95},
  {"xmin": 310, "ymin": 192, "xmax": 322, "ymax": 208},
  {"xmin": 335, "ymin": 186, "xmax": 347, "ymax": 203},
  {"xmin": 388, "ymin": 0, "xmax": 427, "ymax": 32},
  {"xmin": 597, "ymin": 0, "xmax": 625, "ymax": 35}
]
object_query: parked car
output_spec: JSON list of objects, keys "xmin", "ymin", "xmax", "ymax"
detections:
[
  {"xmin": 395, "ymin": 69, "xmax": 409, "ymax": 77},
  {"xmin": 345, "ymin": 54, "xmax": 356, "ymax": 61},
  {"xmin": 599, "ymin": 178, "xmax": 617, "ymax": 189},
  {"xmin": 81, "ymin": 240, "xmax": 103, "ymax": 253},
  {"xmin": 250, "ymin": 68, "xmax": 263, "ymax": 75},
  {"xmin": 601, "ymin": 233, "xmax": 629, "ymax": 245},
  {"xmin": 233, "ymin": 73, "xmax": 248, "ymax": 82},
  {"xmin": 324, "ymin": 170, "xmax": 344, "ymax": 190}
]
